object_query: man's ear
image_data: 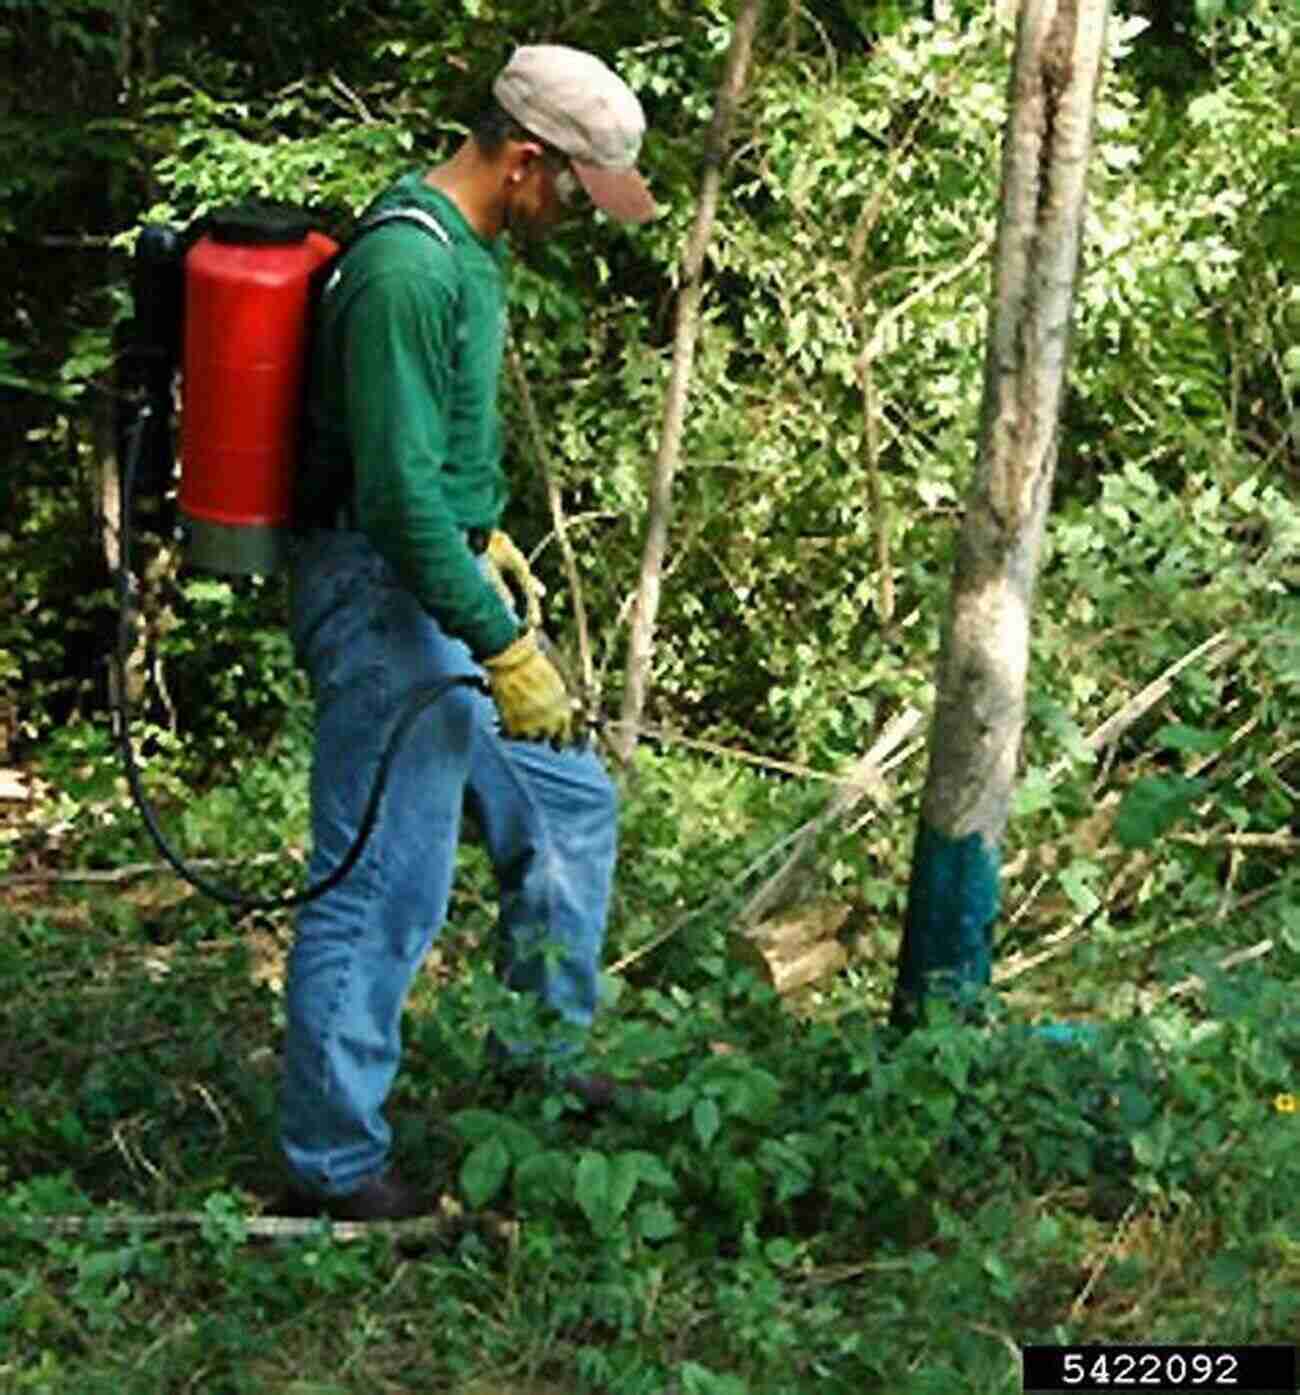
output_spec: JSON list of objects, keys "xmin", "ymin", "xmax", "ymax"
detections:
[{"xmin": 508, "ymin": 139, "xmax": 545, "ymax": 178}]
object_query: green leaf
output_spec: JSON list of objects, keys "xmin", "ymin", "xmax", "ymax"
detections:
[
  {"xmin": 1283, "ymin": 346, "xmax": 1300, "ymax": 388},
  {"xmin": 1037, "ymin": 700, "xmax": 1095, "ymax": 765},
  {"xmin": 1130, "ymin": 1122, "xmax": 1169, "ymax": 1170},
  {"xmin": 574, "ymin": 1150, "xmax": 611, "ymax": 1231},
  {"xmin": 607, "ymin": 1153, "xmax": 641, "ymax": 1222},
  {"xmin": 1280, "ymin": 904, "xmax": 1300, "ymax": 954},
  {"xmin": 450, "ymin": 1109, "xmax": 539, "ymax": 1161},
  {"xmin": 1059, "ymin": 859, "xmax": 1101, "ymax": 916},
  {"xmin": 717, "ymin": 1064, "xmax": 782, "ymax": 1122},
  {"xmin": 183, "ymin": 578, "xmax": 235, "ymax": 606},
  {"xmin": 634, "ymin": 1199, "xmax": 679, "ymax": 1241},
  {"xmin": 513, "ymin": 1150, "xmax": 572, "ymax": 1208},
  {"xmin": 460, "ymin": 1137, "xmax": 510, "ymax": 1209},
  {"xmin": 624, "ymin": 1150, "xmax": 677, "ymax": 1192},
  {"xmin": 451, "ymin": 1109, "xmax": 505, "ymax": 1145},
  {"xmin": 1012, "ymin": 767, "xmax": 1055, "ymax": 818},
  {"xmin": 663, "ymin": 1085, "xmax": 695, "ymax": 1122},
  {"xmin": 1153, "ymin": 724, "xmax": 1222, "ymax": 755},
  {"xmin": 199, "ymin": 1192, "xmax": 248, "ymax": 1249},
  {"xmin": 572, "ymin": 1150, "xmax": 637, "ymax": 1234},
  {"xmin": 1117, "ymin": 1085, "xmax": 1154, "ymax": 1129},
  {"xmin": 499, "ymin": 1119, "xmax": 542, "ymax": 1162},
  {"xmin": 1114, "ymin": 776, "xmax": 1206, "ymax": 850},
  {"xmin": 692, "ymin": 1097, "xmax": 721, "ymax": 1150},
  {"xmin": 717, "ymin": 1158, "xmax": 765, "ymax": 1223},
  {"xmin": 1207, "ymin": 1250, "xmax": 1252, "ymax": 1290},
  {"xmin": 764, "ymin": 1237, "xmax": 801, "ymax": 1269}
]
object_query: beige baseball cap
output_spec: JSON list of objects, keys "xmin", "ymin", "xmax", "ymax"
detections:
[{"xmin": 494, "ymin": 45, "xmax": 657, "ymax": 224}]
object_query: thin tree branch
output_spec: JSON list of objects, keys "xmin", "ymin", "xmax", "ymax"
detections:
[
  {"xmin": 841, "ymin": 73, "xmax": 966, "ymax": 630},
  {"xmin": 614, "ymin": 0, "xmax": 764, "ymax": 766},
  {"xmin": 863, "ymin": 236, "xmax": 992, "ymax": 361},
  {"xmin": 506, "ymin": 346, "xmax": 595, "ymax": 701}
]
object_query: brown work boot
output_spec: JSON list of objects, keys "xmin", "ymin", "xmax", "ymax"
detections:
[{"xmin": 278, "ymin": 1170, "xmax": 437, "ymax": 1222}]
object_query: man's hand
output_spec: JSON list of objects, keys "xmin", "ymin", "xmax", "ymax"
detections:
[
  {"xmin": 484, "ymin": 529, "xmax": 545, "ymax": 630},
  {"xmin": 482, "ymin": 630, "xmax": 572, "ymax": 742}
]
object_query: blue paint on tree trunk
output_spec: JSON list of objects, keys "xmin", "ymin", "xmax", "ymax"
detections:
[{"xmin": 891, "ymin": 821, "xmax": 1000, "ymax": 1029}]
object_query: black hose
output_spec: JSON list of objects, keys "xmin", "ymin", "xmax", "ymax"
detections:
[{"xmin": 112, "ymin": 402, "xmax": 481, "ymax": 912}]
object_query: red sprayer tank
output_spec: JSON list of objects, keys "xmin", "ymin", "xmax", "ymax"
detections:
[{"xmin": 179, "ymin": 206, "xmax": 338, "ymax": 574}]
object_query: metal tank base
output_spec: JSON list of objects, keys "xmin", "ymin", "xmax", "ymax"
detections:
[{"xmin": 182, "ymin": 515, "xmax": 289, "ymax": 576}]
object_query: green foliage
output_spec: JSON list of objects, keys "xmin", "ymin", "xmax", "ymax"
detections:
[
  {"xmin": 137, "ymin": 78, "xmax": 420, "ymax": 226},
  {"xmin": 2, "ymin": 760, "xmax": 1298, "ymax": 1391},
  {"xmin": 1114, "ymin": 776, "xmax": 1206, "ymax": 850},
  {"xmin": 3, "ymin": 3, "xmax": 1299, "ymax": 1384},
  {"xmin": 5, "ymin": 0, "xmax": 1298, "ymax": 779}
]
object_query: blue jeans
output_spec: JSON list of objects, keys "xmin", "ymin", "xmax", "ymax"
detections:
[{"xmin": 279, "ymin": 530, "xmax": 618, "ymax": 1196}]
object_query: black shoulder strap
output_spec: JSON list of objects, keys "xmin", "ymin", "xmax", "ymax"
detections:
[
  {"xmin": 295, "ymin": 205, "xmax": 460, "ymax": 533},
  {"xmin": 319, "ymin": 205, "xmax": 455, "ymax": 299},
  {"xmin": 355, "ymin": 206, "xmax": 452, "ymax": 247}
]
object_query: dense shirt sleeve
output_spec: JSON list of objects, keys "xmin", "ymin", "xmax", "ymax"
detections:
[{"xmin": 342, "ymin": 266, "xmax": 520, "ymax": 660}]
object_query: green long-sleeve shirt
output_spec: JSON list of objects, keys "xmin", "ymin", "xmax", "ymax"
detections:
[{"xmin": 300, "ymin": 172, "xmax": 520, "ymax": 659}]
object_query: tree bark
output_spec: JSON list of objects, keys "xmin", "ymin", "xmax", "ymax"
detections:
[
  {"xmin": 611, "ymin": 0, "xmax": 763, "ymax": 767},
  {"xmin": 892, "ymin": 0, "xmax": 1111, "ymax": 1025}
]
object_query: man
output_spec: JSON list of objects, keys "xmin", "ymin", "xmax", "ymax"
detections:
[{"xmin": 279, "ymin": 45, "xmax": 655, "ymax": 1221}]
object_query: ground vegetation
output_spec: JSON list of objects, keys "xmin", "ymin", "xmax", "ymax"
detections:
[{"xmin": 1, "ymin": 2, "xmax": 1297, "ymax": 1391}]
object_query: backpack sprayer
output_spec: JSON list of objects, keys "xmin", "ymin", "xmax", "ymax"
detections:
[{"xmin": 114, "ymin": 203, "xmax": 479, "ymax": 911}]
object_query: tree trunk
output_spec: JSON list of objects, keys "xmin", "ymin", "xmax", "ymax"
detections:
[
  {"xmin": 611, "ymin": 0, "xmax": 763, "ymax": 767},
  {"xmin": 891, "ymin": 0, "xmax": 1111, "ymax": 1026}
]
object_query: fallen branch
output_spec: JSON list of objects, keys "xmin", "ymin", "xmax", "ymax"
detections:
[
  {"xmin": 1046, "ymin": 629, "xmax": 1239, "ymax": 782},
  {"xmin": 736, "ymin": 706, "xmax": 924, "ymax": 929},
  {"xmin": 1005, "ymin": 629, "xmax": 1247, "ymax": 933},
  {"xmin": 328, "ymin": 72, "xmax": 375, "ymax": 124},
  {"xmin": 601, "ymin": 717, "xmax": 914, "ymax": 788},
  {"xmin": 1171, "ymin": 829, "xmax": 1299, "ymax": 852},
  {"xmin": 732, "ymin": 897, "xmax": 852, "ymax": 994},
  {"xmin": 1070, "ymin": 1201, "xmax": 1140, "ymax": 1321},
  {"xmin": 609, "ymin": 818, "xmax": 816, "ymax": 976},
  {"xmin": 844, "ymin": 737, "xmax": 926, "ymax": 833},
  {"xmin": 1187, "ymin": 715, "xmax": 1260, "ymax": 781},
  {"xmin": 1222, "ymin": 877, "xmax": 1290, "ymax": 915},
  {"xmin": 995, "ymin": 904, "xmax": 1105, "ymax": 984},
  {"xmin": 5, "ymin": 718, "xmax": 915, "ymax": 898},
  {"xmin": 1021, "ymin": 698, "xmax": 1270, "ymax": 936},
  {"xmin": 802, "ymin": 1257, "xmax": 924, "ymax": 1285},
  {"xmin": 1164, "ymin": 937, "xmax": 1275, "ymax": 1001},
  {"xmin": 0, "ymin": 853, "xmax": 284, "ymax": 890},
  {"xmin": 1, "ymin": 1203, "xmax": 516, "ymax": 1247}
]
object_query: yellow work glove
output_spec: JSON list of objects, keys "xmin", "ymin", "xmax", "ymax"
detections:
[
  {"xmin": 484, "ymin": 529, "xmax": 545, "ymax": 630},
  {"xmin": 482, "ymin": 630, "xmax": 572, "ymax": 743}
]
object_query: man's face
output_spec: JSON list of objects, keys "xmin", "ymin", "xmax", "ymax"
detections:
[{"xmin": 505, "ymin": 145, "xmax": 586, "ymax": 239}]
